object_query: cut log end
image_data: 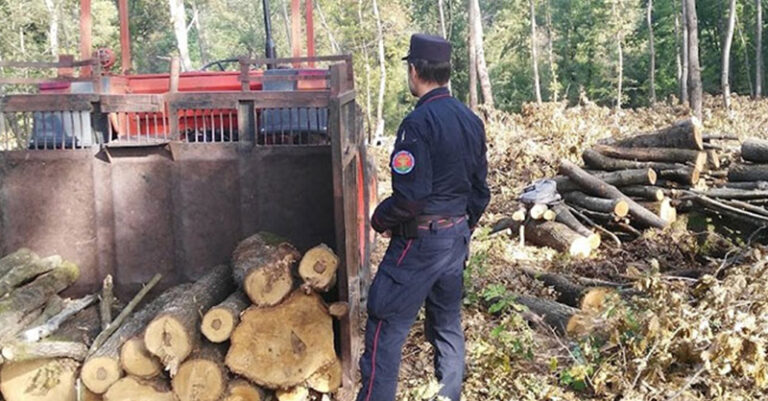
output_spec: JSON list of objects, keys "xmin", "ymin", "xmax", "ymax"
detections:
[
  {"xmin": 201, "ymin": 308, "xmax": 238, "ymax": 343},
  {"xmin": 586, "ymin": 233, "xmax": 602, "ymax": 250},
  {"xmin": 244, "ymin": 268, "xmax": 295, "ymax": 307},
  {"xmin": 613, "ymin": 200, "xmax": 630, "ymax": 217},
  {"xmin": 298, "ymin": 244, "xmax": 339, "ymax": 292},
  {"xmin": 172, "ymin": 358, "xmax": 226, "ymax": 401},
  {"xmin": 81, "ymin": 356, "xmax": 122, "ymax": 394},
  {"xmin": 233, "ymin": 233, "xmax": 301, "ymax": 307},
  {"xmin": 307, "ymin": 359, "xmax": 342, "ymax": 393},
  {"xmin": 224, "ymin": 380, "xmax": 266, "ymax": 401},
  {"xmin": 542, "ymin": 209, "xmax": 557, "ymax": 221},
  {"xmin": 569, "ymin": 237, "xmax": 593, "ymax": 258},
  {"xmin": 2, "ymin": 358, "xmax": 79, "ymax": 401},
  {"xmin": 104, "ymin": 377, "xmax": 175, "ymax": 401},
  {"xmin": 512, "ymin": 208, "xmax": 527, "ymax": 222},
  {"xmin": 276, "ymin": 387, "xmax": 309, "ymax": 401},
  {"xmin": 647, "ymin": 169, "xmax": 658, "ymax": 185},
  {"xmin": 120, "ymin": 336, "xmax": 161, "ymax": 379},
  {"xmin": 529, "ymin": 203, "xmax": 549, "ymax": 220},
  {"xmin": 579, "ymin": 288, "xmax": 615, "ymax": 312},
  {"xmin": 143, "ymin": 315, "xmax": 192, "ymax": 375}
]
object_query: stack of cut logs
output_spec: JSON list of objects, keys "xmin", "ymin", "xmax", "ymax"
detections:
[
  {"xmin": 495, "ymin": 117, "xmax": 768, "ymax": 257},
  {"xmin": 0, "ymin": 232, "xmax": 346, "ymax": 401}
]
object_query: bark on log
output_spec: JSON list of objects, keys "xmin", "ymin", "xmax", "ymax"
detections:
[
  {"xmin": 307, "ymin": 358, "xmax": 342, "ymax": 393},
  {"xmin": 592, "ymin": 144, "xmax": 707, "ymax": 171},
  {"xmin": 171, "ymin": 343, "xmax": 227, "ymax": 401},
  {"xmin": 514, "ymin": 296, "xmax": 590, "ymax": 336},
  {"xmin": 520, "ymin": 268, "xmax": 615, "ymax": 312},
  {"xmin": 27, "ymin": 296, "xmax": 65, "ymax": 328},
  {"xmin": 724, "ymin": 181, "xmax": 768, "ymax": 190},
  {"xmin": 226, "ymin": 291, "xmax": 336, "ymax": 389},
  {"xmin": 144, "ymin": 265, "xmax": 234, "ymax": 375},
  {"xmin": 20, "ymin": 294, "xmax": 98, "ymax": 342},
  {"xmin": 741, "ymin": 138, "xmax": 768, "ymax": 163},
  {"xmin": 659, "ymin": 167, "xmax": 700, "ymax": 185},
  {"xmin": 81, "ymin": 283, "xmax": 191, "ymax": 394},
  {"xmin": 728, "ymin": 164, "xmax": 768, "ymax": 182},
  {"xmin": 201, "ymin": 290, "xmax": 249, "ymax": 343},
  {"xmin": 0, "ymin": 249, "xmax": 39, "ymax": 280},
  {"xmin": 721, "ymin": 199, "xmax": 768, "ymax": 218},
  {"xmin": 119, "ymin": 336, "xmax": 161, "ymax": 379},
  {"xmin": 0, "ymin": 255, "xmax": 61, "ymax": 297},
  {"xmin": 562, "ymin": 191, "xmax": 629, "ymax": 217},
  {"xmin": 706, "ymin": 150, "xmax": 721, "ymax": 170},
  {"xmin": 620, "ymin": 185, "xmax": 666, "ymax": 201},
  {"xmin": 583, "ymin": 149, "xmax": 682, "ymax": 172},
  {"xmin": 693, "ymin": 188, "xmax": 768, "ymax": 200},
  {"xmin": 297, "ymin": 244, "xmax": 339, "ymax": 292},
  {"xmin": 614, "ymin": 117, "xmax": 703, "ymax": 150},
  {"xmin": 103, "ymin": 377, "xmax": 175, "ymax": 401},
  {"xmin": 523, "ymin": 221, "xmax": 592, "ymax": 258},
  {"xmin": 554, "ymin": 169, "xmax": 656, "ymax": 192},
  {"xmin": 0, "ymin": 358, "xmax": 79, "ymax": 401},
  {"xmin": 232, "ymin": 232, "xmax": 302, "ymax": 307},
  {"xmin": 559, "ymin": 160, "xmax": 668, "ymax": 228},
  {"xmin": 0, "ymin": 262, "xmax": 79, "ymax": 342},
  {"xmin": 276, "ymin": 387, "xmax": 309, "ymax": 401},
  {"xmin": 100, "ymin": 275, "xmax": 113, "ymax": 331},
  {"xmin": 224, "ymin": 380, "xmax": 267, "ymax": 401},
  {"xmin": 551, "ymin": 203, "xmax": 600, "ymax": 249}
]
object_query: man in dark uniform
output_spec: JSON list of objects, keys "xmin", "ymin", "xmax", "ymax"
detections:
[{"xmin": 357, "ymin": 33, "xmax": 490, "ymax": 401}]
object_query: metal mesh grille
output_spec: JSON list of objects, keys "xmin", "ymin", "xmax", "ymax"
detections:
[
  {"xmin": 107, "ymin": 111, "xmax": 168, "ymax": 145},
  {"xmin": 256, "ymin": 106, "xmax": 329, "ymax": 145},
  {"xmin": 1, "ymin": 111, "xmax": 96, "ymax": 150},
  {"xmin": 175, "ymin": 108, "xmax": 239, "ymax": 143}
]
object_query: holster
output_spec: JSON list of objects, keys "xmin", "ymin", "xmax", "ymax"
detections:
[{"xmin": 390, "ymin": 220, "xmax": 419, "ymax": 238}]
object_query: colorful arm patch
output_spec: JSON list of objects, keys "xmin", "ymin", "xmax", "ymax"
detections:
[{"xmin": 392, "ymin": 150, "xmax": 415, "ymax": 175}]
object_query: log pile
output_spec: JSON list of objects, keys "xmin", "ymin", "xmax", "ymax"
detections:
[
  {"xmin": 0, "ymin": 233, "xmax": 346, "ymax": 401},
  {"xmin": 493, "ymin": 117, "xmax": 766, "ymax": 256}
]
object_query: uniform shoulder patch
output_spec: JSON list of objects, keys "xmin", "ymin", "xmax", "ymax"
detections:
[{"xmin": 392, "ymin": 150, "xmax": 415, "ymax": 175}]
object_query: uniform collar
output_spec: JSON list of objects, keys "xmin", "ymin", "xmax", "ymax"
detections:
[{"xmin": 416, "ymin": 87, "xmax": 451, "ymax": 108}]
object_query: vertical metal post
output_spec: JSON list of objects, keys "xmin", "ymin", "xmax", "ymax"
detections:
[
  {"xmin": 262, "ymin": 0, "xmax": 277, "ymax": 69},
  {"xmin": 80, "ymin": 0, "xmax": 92, "ymax": 76},
  {"xmin": 118, "ymin": 0, "xmax": 131, "ymax": 74},
  {"xmin": 291, "ymin": 0, "xmax": 302, "ymax": 67},
  {"xmin": 306, "ymin": 0, "xmax": 315, "ymax": 66}
]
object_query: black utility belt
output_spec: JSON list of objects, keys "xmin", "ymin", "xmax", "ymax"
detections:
[{"xmin": 391, "ymin": 215, "xmax": 467, "ymax": 238}]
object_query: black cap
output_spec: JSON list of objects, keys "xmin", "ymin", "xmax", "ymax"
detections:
[{"xmin": 402, "ymin": 34, "xmax": 452, "ymax": 63}]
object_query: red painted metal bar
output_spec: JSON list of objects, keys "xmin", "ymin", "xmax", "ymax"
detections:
[
  {"xmin": 118, "ymin": 0, "xmax": 131, "ymax": 74},
  {"xmin": 80, "ymin": 0, "xmax": 92, "ymax": 76},
  {"xmin": 306, "ymin": 0, "xmax": 315, "ymax": 67},
  {"xmin": 291, "ymin": 0, "xmax": 302, "ymax": 67}
]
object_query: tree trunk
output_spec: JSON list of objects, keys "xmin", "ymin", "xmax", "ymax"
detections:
[
  {"xmin": 224, "ymin": 380, "xmax": 267, "ymax": 401},
  {"xmin": 172, "ymin": 344, "xmax": 227, "ymax": 401},
  {"xmin": 0, "ymin": 249, "xmax": 38, "ymax": 280},
  {"xmin": 647, "ymin": 0, "xmax": 656, "ymax": 104},
  {"xmin": 438, "ymin": 0, "xmax": 452, "ymax": 93},
  {"xmin": 618, "ymin": 186, "xmax": 665, "ymax": 201},
  {"xmin": 553, "ymin": 169, "xmax": 657, "ymax": 193},
  {"xmin": 470, "ymin": 0, "xmax": 494, "ymax": 107},
  {"xmin": 0, "ymin": 255, "xmax": 61, "ymax": 297},
  {"xmin": 104, "ymin": 377, "xmax": 175, "ymax": 401},
  {"xmin": 723, "ymin": 0, "xmax": 737, "ymax": 109},
  {"xmin": 81, "ymin": 283, "xmax": 191, "ymax": 394},
  {"xmin": 697, "ymin": 187, "xmax": 768, "ymax": 199},
  {"xmin": 1, "ymin": 358, "xmax": 79, "ymax": 401},
  {"xmin": 119, "ymin": 336, "xmax": 161, "ymax": 379},
  {"xmin": 582, "ymin": 149, "xmax": 683, "ymax": 172},
  {"xmin": 724, "ymin": 181, "xmax": 768, "ymax": 190},
  {"xmin": 371, "ymin": 0, "xmax": 386, "ymax": 138},
  {"xmin": 357, "ymin": 0, "xmax": 374, "ymax": 141},
  {"xmin": 468, "ymin": 0, "xmax": 478, "ymax": 110},
  {"xmin": 615, "ymin": 118, "xmax": 703, "ymax": 150},
  {"xmin": 281, "ymin": 0, "xmax": 292, "ymax": 46},
  {"xmin": 316, "ymin": 0, "xmax": 340, "ymax": 54},
  {"xmin": 520, "ymin": 268, "xmax": 614, "ymax": 311},
  {"xmin": 0, "ymin": 262, "xmax": 79, "ymax": 343},
  {"xmin": 741, "ymin": 138, "xmax": 768, "ymax": 162},
  {"xmin": 530, "ymin": 0, "xmax": 542, "ymax": 104},
  {"xmin": 513, "ymin": 296, "xmax": 588, "ymax": 336},
  {"xmin": 681, "ymin": 0, "xmax": 690, "ymax": 105},
  {"xmin": 298, "ymin": 244, "xmax": 338, "ymax": 292},
  {"xmin": 232, "ymin": 232, "xmax": 301, "ymax": 307},
  {"xmin": 100, "ymin": 275, "xmax": 113, "ymax": 330},
  {"xmin": 43, "ymin": 0, "xmax": 59, "ymax": 57},
  {"xmin": 559, "ymin": 159, "xmax": 669, "ymax": 228},
  {"xmin": 168, "ymin": 0, "xmax": 193, "ymax": 71},
  {"xmin": 201, "ymin": 290, "xmax": 249, "ymax": 343},
  {"xmin": 758, "ymin": 0, "xmax": 764, "ymax": 98},
  {"xmin": 27, "ymin": 296, "xmax": 65, "ymax": 329},
  {"xmin": 686, "ymin": 0, "xmax": 703, "ymax": 120},
  {"xmin": 546, "ymin": 0, "xmax": 559, "ymax": 101},
  {"xmin": 736, "ymin": 12, "xmax": 754, "ymax": 96},
  {"xmin": 675, "ymin": 9, "xmax": 683, "ymax": 103},
  {"xmin": 562, "ymin": 192, "xmax": 630, "ymax": 217},
  {"xmin": 614, "ymin": 1, "xmax": 624, "ymax": 110},
  {"xmin": 307, "ymin": 358, "xmax": 342, "ymax": 393},
  {"xmin": 522, "ymin": 221, "xmax": 592, "ymax": 258},
  {"xmin": 728, "ymin": 164, "xmax": 768, "ymax": 182},
  {"xmin": 191, "ymin": 3, "xmax": 209, "ymax": 66},
  {"xmin": 226, "ymin": 291, "xmax": 336, "ymax": 389},
  {"xmin": 639, "ymin": 199, "xmax": 677, "ymax": 223},
  {"xmin": 551, "ymin": 203, "xmax": 601, "ymax": 249},
  {"xmin": 144, "ymin": 265, "xmax": 234, "ymax": 375},
  {"xmin": 592, "ymin": 144, "xmax": 707, "ymax": 171},
  {"xmin": 659, "ymin": 167, "xmax": 701, "ymax": 185},
  {"xmin": 18, "ymin": 293, "xmax": 97, "ymax": 342}
]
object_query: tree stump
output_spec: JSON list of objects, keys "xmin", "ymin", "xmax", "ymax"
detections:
[{"xmin": 614, "ymin": 117, "xmax": 703, "ymax": 150}]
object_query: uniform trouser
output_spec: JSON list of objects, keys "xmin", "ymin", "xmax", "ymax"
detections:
[{"xmin": 356, "ymin": 222, "xmax": 470, "ymax": 401}]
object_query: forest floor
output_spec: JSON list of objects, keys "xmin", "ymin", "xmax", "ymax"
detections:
[{"xmin": 367, "ymin": 94, "xmax": 768, "ymax": 400}]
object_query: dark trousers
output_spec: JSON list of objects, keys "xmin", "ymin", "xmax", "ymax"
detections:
[{"xmin": 356, "ymin": 222, "xmax": 470, "ymax": 401}]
